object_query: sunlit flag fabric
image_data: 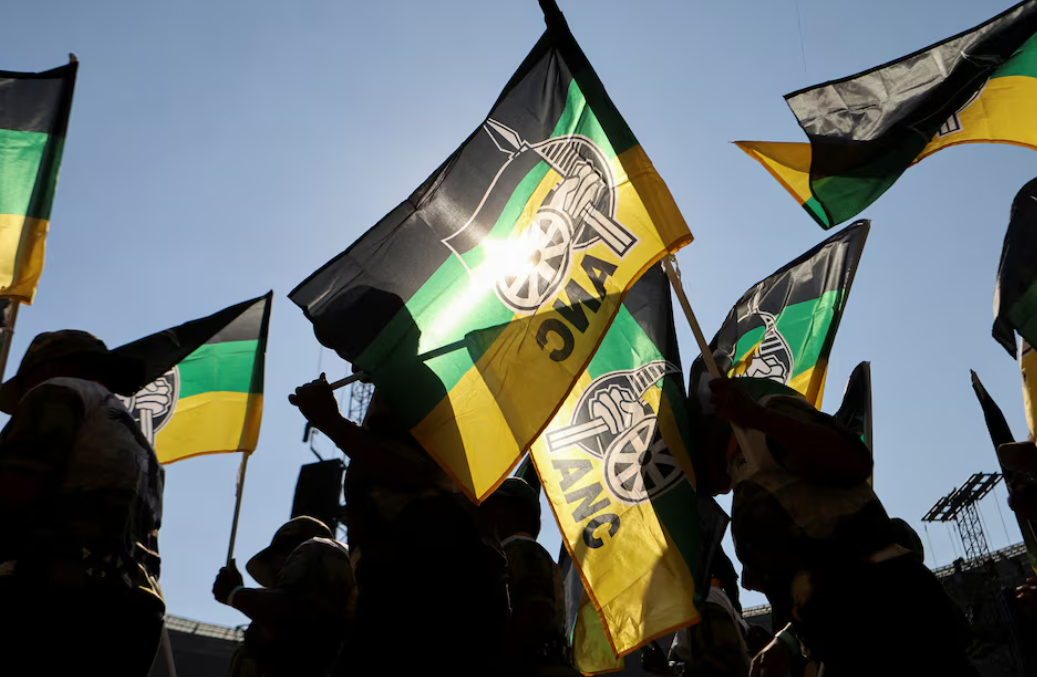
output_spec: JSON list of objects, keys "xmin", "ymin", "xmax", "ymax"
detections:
[
  {"xmin": 737, "ymin": 0, "xmax": 1037, "ymax": 229},
  {"xmin": 970, "ymin": 370, "xmax": 1037, "ymax": 574},
  {"xmin": 114, "ymin": 293, "xmax": 271, "ymax": 464},
  {"xmin": 0, "ymin": 58, "xmax": 77, "ymax": 302},
  {"xmin": 289, "ymin": 9, "xmax": 691, "ymax": 501},
  {"xmin": 531, "ymin": 266, "xmax": 700, "ymax": 663},
  {"xmin": 994, "ymin": 178, "xmax": 1037, "ymax": 357},
  {"xmin": 689, "ymin": 221, "xmax": 869, "ymax": 417}
]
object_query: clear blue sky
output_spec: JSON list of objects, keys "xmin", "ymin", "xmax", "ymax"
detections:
[{"xmin": 3, "ymin": 0, "xmax": 1032, "ymax": 624}]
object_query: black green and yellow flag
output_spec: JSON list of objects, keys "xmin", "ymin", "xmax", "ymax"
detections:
[
  {"xmin": 690, "ymin": 221, "xmax": 869, "ymax": 414},
  {"xmin": 114, "ymin": 293, "xmax": 271, "ymax": 464},
  {"xmin": 0, "ymin": 58, "xmax": 77, "ymax": 302},
  {"xmin": 835, "ymin": 361, "xmax": 873, "ymax": 451},
  {"xmin": 290, "ymin": 8, "xmax": 691, "ymax": 501},
  {"xmin": 994, "ymin": 178, "xmax": 1037, "ymax": 358},
  {"xmin": 531, "ymin": 265, "xmax": 700, "ymax": 665},
  {"xmin": 737, "ymin": 1, "xmax": 1037, "ymax": 229},
  {"xmin": 970, "ymin": 370, "xmax": 1037, "ymax": 574}
]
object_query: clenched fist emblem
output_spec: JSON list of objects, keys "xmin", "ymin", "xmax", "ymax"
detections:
[
  {"xmin": 590, "ymin": 385, "xmax": 646, "ymax": 435},
  {"xmin": 549, "ymin": 158, "xmax": 606, "ymax": 230},
  {"xmin": 135, "ymin": 378, "xmax": 174, "ymax": 417}
]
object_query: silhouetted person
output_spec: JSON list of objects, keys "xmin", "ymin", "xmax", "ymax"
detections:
[
  {"xmin": 291, "ymin": 378, "xmax": 508, "ymax": 677},
  {"xmin": 701, "ymin": 376, "xmax": 976, "ymax": 677},
  {"xmin": 0, "ymin": 330, "xmax": 164, "ymax": 675},
  {"xmin": 482, "ymin": 477, "xmax": 577, "ymax": 677},
  {"xmin": 213, "ymin": 516, "xmax": 355, "ymax": 677}
]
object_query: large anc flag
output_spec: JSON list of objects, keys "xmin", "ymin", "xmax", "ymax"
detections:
[
  {"xmin": 737, "ymin": 0, "xmax": 1037, "ymax": 229},
  {"xmin": 970, "ymin": 370, "xmax": 1037, "ymax": 574},
  {"xmin": 289, "ymin": 8, "xmax": 691, "ymax": 501},
  {"xmin": 994, "ymin": 178, "xmax": 1037, "ymax": 358},
  {"xmin": 0, "ymin": 58, "xmax": 77, "ymax": 302},
  {"xmin": 531, "ymin": 265, "xmax": 701, "ymax": 666},
  {"xmin": 689, "ymin": 221, "xmax": 869, "ymax": 415},
  {"xmin": 114, "ymin": 293, "xmax": 271, "ymax": 464}
]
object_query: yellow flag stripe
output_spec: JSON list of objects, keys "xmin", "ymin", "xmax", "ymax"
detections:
[
  {"xmin": 0, "ymin": 213, "xmax": 48, "ymax": 303},
  {"xmin": 154, "ymin": 392, "xmax": 263, "ymax": 465}
]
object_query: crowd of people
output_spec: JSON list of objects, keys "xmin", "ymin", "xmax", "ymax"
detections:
[{"xmin": 1, "ymin": 329, "xmax": 1036, "ymax": 676}]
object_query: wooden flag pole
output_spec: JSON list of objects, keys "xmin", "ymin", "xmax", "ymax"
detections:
[
  {"xmin": 161, "ymin": 625, "xmax": 178, "ymax": 677},
  {"xmin": 661, "ymin": 255, "xmax": 763, "ymax": 466},
  {"xmin": 319, "ymin": 337, "xmax": 469, "ymax": 393},
  {"xmin": 226, "ymin": 452, "xmax": 250, "ymax": 566},
  {"xmin": 0, "ymin": 301, "xmax": 21, "ymax": 383}
]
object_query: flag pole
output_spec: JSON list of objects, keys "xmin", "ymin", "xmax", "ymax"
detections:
[
  {"xmin": 0, "ymin": 301, "xmax": 21, "ymax": 383},
  {"xmin": 226, "ymin": 452, "xmax": 250, "ymax": 566},
  {"xmin": 661, "ymin": 255, "xmax": 762, "ymax": 466},
  {"xmin": 161, "ymin": 625, "xmax": 178, "ymax": 677},
  {"xmin": 320, "ymin": 337, "xmax": 468, "ymax": 393}
]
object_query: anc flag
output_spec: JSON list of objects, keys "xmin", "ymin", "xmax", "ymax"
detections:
[
  {"xmin": 289, "ymin": 9, "xmax": 690, "ymax": 501},
  {"xmin": 737, "ymin": 1, "xmax": 1037, "ymax": 229},
  {"xmin": 114, "ymin": 293, "xmax": 271, "ymax": 464},
  {"xmin": 690, "ymin": 221, "xmax": 869, "ymax": 413},
  {"xmin": 835, "ymin": 361, "xmax": 873, "ymax": 485},
  {"xmin": 970, "ymin": 370, "xmax": 1037, "ymax": 574},
  {"xmin": 1024, "ymin": 339, "xmax": 1037, "ymax": 435},
  {"xmin": 531, "ymin": 266, "xmax": 701, "ymax": 664},
  {"xmin": 559, "ymin": 546, "xmax": 623, "ymax": 675},
  {"xmin": 994, "ymin": 178, "xmax": 1037, "ymax": 357},
  {"xmin": 0, "ymin": 58, "xmax": 77, "ymax": 302}
]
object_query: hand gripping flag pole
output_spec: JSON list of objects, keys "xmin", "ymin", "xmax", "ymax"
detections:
[{"xmin": 662, "ymin": 256, "xmax": 763, "ymax": 467}]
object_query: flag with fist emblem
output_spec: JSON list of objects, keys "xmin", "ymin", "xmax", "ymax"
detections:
[
  {"xmin": 529, "ymin": 265, "xmax": 701, "ymax": 662},
  {"xmin": 289, "ymin": 9, "xmax": 691, "ymax": 502},
  {"xmin": 115, "ymin": 292, "xmax": 271, "ymax": 464}
]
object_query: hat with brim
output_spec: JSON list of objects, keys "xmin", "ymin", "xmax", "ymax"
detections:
[
  {"xmin": 246, "ymin": 515, "xmax": 334, "ymax": 587},
  {"xmin": 0, "ymin": 330, "xmax": 147, "ymax": 414}
]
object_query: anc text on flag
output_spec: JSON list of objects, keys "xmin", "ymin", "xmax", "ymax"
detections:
[
  {"xmin": 531, "ymin": 265, "xmax": 701, "ymax": 662},
  {"xmin": 289, "ymin": 10, "xmax": 691, "ymax": 501},
  {"xmin": 0, "ymin": 58, "xmax": 77, "ymax": 302},
  {"xmin": 995, "ymin": 178, "xmax": 1037, "ymax": 357},
  {"xmin": 737, "ymin": 1, "xmax": 1037, "ymax": 229},
  {"xmin": 114, "ymin": 293, "xmax": 271, "ymax": 464}
]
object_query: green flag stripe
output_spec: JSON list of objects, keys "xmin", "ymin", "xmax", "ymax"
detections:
[
  {"xmin": 178, "ymin": 339, "xmax": 260, "ymax": 399},
  {"xmin": 732, "ymin": 289, "xmax": 843, "ymax": 377},
  {"xmin": 0, "ymin": 129, "xmax": 62, "ymax": 219},
  {"xmin": 994, "ymin": 32, "xmax": 1037, "ymax": 79}
]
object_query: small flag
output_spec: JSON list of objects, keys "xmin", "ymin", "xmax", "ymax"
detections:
[
  {"xmin": 835, "ymin": 362, "xmax": 873, "ymax": 451},
  {"xmin": 290, "ymin": 9, "xmax": 691, "ymax": 501},
  {"xmin": 114, "ymin": 293, "xmax": 272, "ymax": 464},
  {"xmin": 970, "ymin": 370, "xmax": 1037, "ymax": 574},
  {"xmin": 835, "ymin": 362, "xmax": 873, "ymax": 485},
  {"xmin": 689, "ymin": 221, "xmax": 870, "ymax": 411},
  {"xmin": 994, "ymin": 178, "xmax": 1037, "ymax": 358},
  {"xmin": 737, "ymin": 1, "xmax": 1037, "ymax": 229},
  {"xmin": 0, "ymin": 58, "xmax": 77, "ymax": 302},
  {"xmin": 532, "ymin": 266, "xmax": 700, "ymax": 664}
]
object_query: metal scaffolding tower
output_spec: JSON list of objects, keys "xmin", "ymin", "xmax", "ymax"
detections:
[
  {"xmin": 922, "ymin": 472, "xmax": 1002, "ymax": 561},
  {"xmin": 347, "ymin": 381, "xmax": 374, "ymax": 423}
]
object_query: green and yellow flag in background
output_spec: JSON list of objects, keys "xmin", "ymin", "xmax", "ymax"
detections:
[
  {"xmin": 738, "ymin": 0, "xmax": 1037, "ymax": 229},
  {"xmin": 115, "ymin": 293, "xmax": 271, "ymax": 464},
  {"xmin": 0, "ymin": 58, "xmax": 77, "ymax": 302},
  {"xmin": 532, "ymin": 265, "xmax": 700, "ymax": 669},
  {"xmin": 289, "ymin": 7, "xmax": 691, "ymax": 501}
]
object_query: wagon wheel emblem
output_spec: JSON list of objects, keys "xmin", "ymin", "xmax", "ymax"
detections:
[
  {"xmin": 495, "ymin": 207, "xmax": 574, "ymax": 311},
  {"xmin": 603, "ymin": 417, "xmax": 684, "ymax": 504}
]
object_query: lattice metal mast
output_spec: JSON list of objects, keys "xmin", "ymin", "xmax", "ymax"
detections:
[
  {"xmin": 348, "ymin": 381, "xmax": 374, "ymax": 423},
  {"xmin": 922, "ymin": 472, "xmax": 1002, "ymax": 561}
]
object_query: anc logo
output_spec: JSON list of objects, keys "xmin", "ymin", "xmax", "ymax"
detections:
[
  {"xmin": 733, "ymin": 296, "xmax": 794, "ymax": 385},
  {"xmin": 115, "ymin": 367, "xmax": 180, "ymax": 446},
  {"xmin": 936, "ymin": 79, "xmax": 989, "ymax": 138},
  {"xmin": 446, "ymin": 118, "xmax": 638, "ymax": 314},
  {"xmin": 546, "ymin": 360, "xmax": 685, "ymax": 504}
]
